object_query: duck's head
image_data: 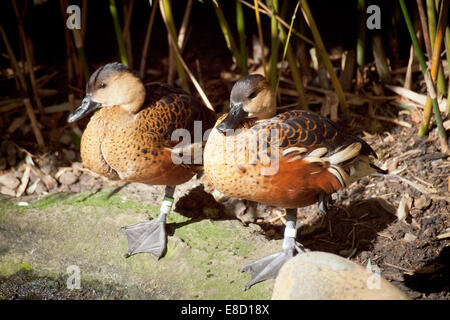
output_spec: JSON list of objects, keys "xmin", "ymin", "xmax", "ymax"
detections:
[
  {"xmin": 216, "ymin": 74, "xmax": 275, "ymax": 134},
  {"xmin": 67, "ymin": 62, "xmax": 145, "ymax": 123}
]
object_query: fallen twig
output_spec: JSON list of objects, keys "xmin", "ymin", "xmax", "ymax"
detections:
[
  {"xmin": 7, "ymin": 116, "xmax": 27, "ymax": 134},
  {"xmin": 269, "ymin": 211, "xmax": 286, "ymax": 224},
  {"xmin": 24, "ymin": 98, "xmax": 46, "ymax": 149},
  {"xmin": 385, "ymin": 85, "xmax": 447, "ymax": 112},
  {"xmin": 384, "ymin": 262, "xmax": 414, "ymax": 274},
  {"xmin": 16, "ymin": 164, "xmax": 30, "ymax": 197},
  {"xmin": 372, "ymin": 173, "xmax": 433, "ymax": 195},
  {"xmin": 353, "ymin": 113, "xmax": 412, "ymax": 128},
  {"xmin": 437, "ymin": 231, "xmax": 450, "ymax": 240}
]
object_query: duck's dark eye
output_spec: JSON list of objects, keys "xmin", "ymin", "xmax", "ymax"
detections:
[
  {"xmin": 248, "ymin": 91, "xmax": 258, "ymax": 99},
  {"xmin": 99, "ymin": 83, "xmax": 107, "ymax": 89}
]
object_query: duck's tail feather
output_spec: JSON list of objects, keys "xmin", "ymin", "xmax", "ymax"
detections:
[
  {"xmin": 326, "ymin": 142, "xmax": 385, "ymax": 188},
  {"xmin": 370, "ymin": 163, "xmax": 387, "ymax": 174}
]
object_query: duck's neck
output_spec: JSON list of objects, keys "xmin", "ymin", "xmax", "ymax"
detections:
[
  {"xmin": 249, "ymin": 89, "xmax": 277, "ymax": 120},
  {"xmin": 255, "ymin": 109, "xmax": 276, "ymax": 120},
  {"xmin": 121, "ymin": 100, "xmax": 144, "ymax": 114},
  {"xmin": 121, "ymin": 77, "xmax": 146, "ymax": 114}
]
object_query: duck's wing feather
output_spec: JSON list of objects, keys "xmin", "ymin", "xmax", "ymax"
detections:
[
  {"xmin": 252, "ymin": 110, "xmax": 383, "ymax": 189},
  {"xmin": 143, "ymin": 82, "xmax": 187, "ymax": 105},
  {"xmin": 139, "ymin": 85, "xmax": 216, "ymax": 146},
  {"xmin": 253, "ymin": 110, "xmax": 376, "ymax": 158}
]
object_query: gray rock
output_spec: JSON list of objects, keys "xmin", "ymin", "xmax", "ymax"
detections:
[
  {"xmin": 71, "ymin": 162, "xmax": 83, "ymax": 175},
  {"xmin": 29, "ymin": 169, "xmax": 40, "ymax": 183},
  {"xmin": 0, "ymin": 186, "xmax": 16, "ymax": 197},
  {"xmin": 41, "ymin": 175, "xmax": 58, "ymax": 190},
  {"xmin": 58, "ymin": 171, "xmax": 78, "ymax": 185},
  {"xmin": 69, "ymin": 183, "xmax": 81, "ymax": 193},
  {"xmin": 272, "ymin": 251, "xmax": 410, "ymax": 300},
  {"xmin": 0, "ymin": 172, "xmax": 20, "ymax": 189},
  {"xmin": 26, "ymin": 180, "xmax": 47, "ymax": 195},
  {"xmin": 79, "ymin": 173, "xmax": 97, "ymax": 188},
  {"xmin": 34, "ymin": 181, "xmax": 48, "ymax": 195}
]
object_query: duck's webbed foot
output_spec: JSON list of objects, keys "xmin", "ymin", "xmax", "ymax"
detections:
[
  {"xmin": 241, "ymin": 209, "xmax": 304, "ymax": 290},
  {"xmin": 241, "ymin": 237, "xmax": 303, "ymax": 290},
  {"xmin": 121, "ymin": 186, "xmax": 175, "ymax": 259},
  {"xmin": 318, "ymin": 193, "xmax": 331, "ymax": 217},
  {"xmin": 122, "ymin": 214, "xmax": 168, "ymax": 259}
]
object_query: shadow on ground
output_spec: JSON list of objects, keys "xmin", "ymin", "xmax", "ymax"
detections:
[
  {"xmin": 301, "ymin": 198, "xmax": 396, "ymax": 256},
  {"xmin": 404, "ymin": 246, "xmax": 450, "ymax": 295},
  {"xmin": 0, "ymin": 268, "xmax": 136, "ymax": 300}
]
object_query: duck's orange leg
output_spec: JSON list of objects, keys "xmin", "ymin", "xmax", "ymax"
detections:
[{"xmin": 121, "ymin": 185, "xmax": 175, "ymax": 259}]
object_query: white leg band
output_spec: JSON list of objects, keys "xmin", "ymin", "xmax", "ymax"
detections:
[
  {"xmin": 160, "ymin": 198, "xmax": 174, "ymax": 215},
  {"xmin": 284, "ymin": 226, "xmax": 297, "ymax": 238}
]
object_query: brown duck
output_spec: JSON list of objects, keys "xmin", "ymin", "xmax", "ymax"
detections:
[
  {"xmin": 204, "ymin": 74, "xmax": 386, "ymax": 290},
  {"xmin": 68, "ymin": 62, "xmax": 215, "ymax": 259}
]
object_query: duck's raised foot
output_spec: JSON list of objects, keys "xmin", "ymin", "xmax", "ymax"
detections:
[
  {"xmin": 318, "ymin": 192, "xmax": 331, "ymax": 217},
  {"xmin": 241, "ymin": 239, "xmax": 304, "ymax": 290},
  {"xmin": 121, "ymin": 215, "xmax": 167, "ymax": 259}
]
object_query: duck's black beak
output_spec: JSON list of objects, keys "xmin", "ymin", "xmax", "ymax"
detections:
[
  {"xmin": 216, "ymin": 102, "xmax": 248, "ymax": 134},
  {"xmin": 67, "ymin": 95, "xmax": 101, "ymax": 123}
]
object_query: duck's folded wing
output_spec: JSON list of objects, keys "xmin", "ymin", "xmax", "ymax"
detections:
[
  {"xmin": 256, "ymin": 110, "xmax": 373, "ymax": 155},
  {"xmin": 143, "ymin": 82, "xmax": 187, "ymax": 105},
  {"xmin": 140, "ymin": 81, "xmax": 216, "ymax": 140},
  {"xmin": 254, "ymin": 110, "xmax": 383, "ymax": 189}
]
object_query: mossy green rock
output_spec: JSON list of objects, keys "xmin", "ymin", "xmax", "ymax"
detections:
[
  {"xmin": 0, "ymin": 188, "xmax": 280, "ymax": 299},
  {"xmin": 272, "ymin": 251, "xmax": 410, "ymax": 300}
]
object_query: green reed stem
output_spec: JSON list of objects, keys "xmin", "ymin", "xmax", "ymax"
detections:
[
  {"xmin": 109, "ymin": 0, "xmax": 128, "ymax": 66},
  {"xmin": 277, "ymin": 1, "xmax": 307, "ymax": 109},
  {"xmin": 356, "ymin": 0, "xmax": 365, "ymax": 72},
  {"xmin": 253, "ymin": 0, "xmax": 267, "ymax": 77},
  {"xmin": 161, "ymin": 0, "xmax": 190, "ymax": 93},
  {"xmin": 236, "ymin": 0, "xmax": 248, "ymax": 75},
  {"xmin": 266, "ymin": 0, "xmax": 280, "ymax": 89},
  {"xmin": 427, "ymin": 0, "xmax": 446, "ymax": 96},
  {"xmin": 300, "ymin": 0, "xmax": 350, "ymax": 120},
  {"xmin": 214, "ymin": 2, "xmax": 242, "ymax": 69}
]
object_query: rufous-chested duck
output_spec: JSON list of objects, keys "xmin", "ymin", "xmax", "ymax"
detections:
[
  {"xmin": 68, "ymin": 62, "xmax": 215, "ymax": 259},
  {"xmin": 204, "ymin": 74, "xmax": 386, "ymax": 290}
]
